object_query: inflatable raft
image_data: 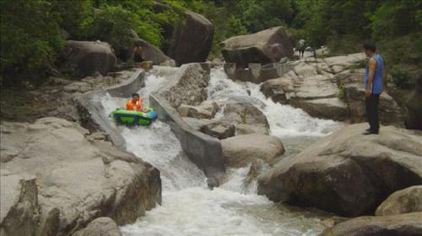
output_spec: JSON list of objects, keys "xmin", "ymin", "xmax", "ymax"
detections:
[{"xmin": 111, "ymin": 107, "xmax": 158, "ymax": 126}]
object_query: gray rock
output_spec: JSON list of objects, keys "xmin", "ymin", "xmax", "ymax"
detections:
[
  {"xmin": 223, "ymin": 62, "xmax": 296, "ymax": 83},
  {"xmin": 322, "ymin": 212, "xmax": 422, "ymax": 236},
  {"xmin": 376, "ymin": 185, "xmax": 422, "ymax": 216},
  {"xmin": 177, "ymin": 101, "xmax": 219, "ymax": 119},
  {"xmin": 0, "ymin": 118, "xmax": 161, "ymax": 236},
  {"xmin": 0, "ymin": 174, "xmax": 39, "ymax": 236},
  {"xmin": 133, "ymin": 37, "xmax": 175, "ymax": 66},
  {"xmin": 200, "ymin": 121, "xmax": 235, "ymax": 139},
  {"xmin": 221, "ymin": 26, "xmax": 293, "ymax": 65},
  {"xmin": 168, "ymin": 11, "xmax": 214, "ymax": 65},
  {"xmin": 158, "ymin": 63, "xmax": 210, "ymax": 108},
  {"xmin": 221, "ymin": 101, "xmax": 270, "ymax": 135},
  {"xmin": 323, "ymin": 53, "xmax": 366, "ymax": 74},
  {"xmin": 64, "ymin": 81, "xmax": 92, "ymax": 93},
  {"xmin": 59, "ymin": 40, "xmax": 117, "ymax": 77},
  {"xmin": 291, "ymin": 98, "xmax": 349, "ymax": 121},
  {"xmin": 261, "ymin": 67, "xmax": 349, "ymax": 121},
  {"xmin": 72, "ymin": 217, "xmax": 122, "ymax": 236},
  {"xmin": 258, "ymin": 123, "xmax": 422, "ymax": 216},
  {"xmin": 222, "ymin": 134, "xmax": 284, "ymax": 168},
  {"xmin": 181, "ymin": 117, "xmax": 214, "ymax": 131}
]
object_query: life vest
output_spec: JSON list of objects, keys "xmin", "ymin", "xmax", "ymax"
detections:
[{"xmin": 126, "ymin": 98, "xmax": 143, "ymax": 111}]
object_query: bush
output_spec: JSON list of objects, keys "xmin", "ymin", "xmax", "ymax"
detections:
[
  {"xmin": 1, "ymin": 0, "xmax": 63, "ymax": 85},
  {"xmin": 83, "ymin": 5, "xmax": 138, "ymax": 57},
  {"xmin": 391, "ymin": 65, "xmax": 415, "ymax": 89},
  {"xmin": 50, "ymin": 0, "xmax": 93, "ymax": 38}
]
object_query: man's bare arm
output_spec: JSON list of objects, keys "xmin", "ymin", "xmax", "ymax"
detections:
[{"xmin": 366, "ymin": 58, "xmax": 376, "ymax": 95}]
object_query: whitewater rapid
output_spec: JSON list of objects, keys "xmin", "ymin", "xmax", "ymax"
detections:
[{"xmin": 100, "ymin": 68, "xmax": 341, "ymax": 236}]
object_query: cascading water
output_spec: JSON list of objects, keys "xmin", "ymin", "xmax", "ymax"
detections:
[
  {"xmin": 99, "ymin": 68, "xmax": 341, "ymax": 236},
  {"xmin": 207, "ymin": 69, "xmax": 340, "ymax": 138}
]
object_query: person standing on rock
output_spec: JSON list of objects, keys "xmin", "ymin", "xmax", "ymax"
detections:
[
  {"xmin": 363, "ymin": 42, "xmax": 385, "ymax": 135},
  {"xmin": 297, "ymin": 39, "xmax": 306, "ymax": 59},
  {"xmin": 132, "ymin": 41, "xmax": 143, "ymax": 64}
]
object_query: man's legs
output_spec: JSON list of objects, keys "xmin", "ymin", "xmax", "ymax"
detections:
[{"xmin": 366, "ymin": 94, "xmax": 380, "ymax": 133}]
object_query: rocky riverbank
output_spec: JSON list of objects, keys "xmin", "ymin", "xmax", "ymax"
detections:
[{"xmin": 0, "ymin": 118, "xmax": 161, "ymax": 236}]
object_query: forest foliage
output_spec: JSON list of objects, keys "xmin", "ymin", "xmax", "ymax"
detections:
[{"xmin": 1, "ymin": 0, "xmax": 421, "ymax": 87}]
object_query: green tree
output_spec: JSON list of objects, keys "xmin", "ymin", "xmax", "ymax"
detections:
[
  {"xmin": 1, "ymin": 0, "xmax": 63, "ymax": 84},
  {"xmin": 84, "ymin": 5, "xmax": 139, "ymax": 57},
  {"xmin": 50, "ymin": 0, "xmax": 93, "ymax": 38}
]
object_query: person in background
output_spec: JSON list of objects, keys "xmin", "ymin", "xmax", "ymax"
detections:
[
  {"xmin": 132, "ymin": 41, "xmax": 143, "ymax": 63},
  {"xmin": 297, "ymin": 39, "xmax": 306, "ymax": 59},
  {"xmin": 126, "ymin": 93, "xmax": 143, "ymax": 112},
  {"xmin": 363, "ymin": 42, "xmax": 385, "ymax": 135}
]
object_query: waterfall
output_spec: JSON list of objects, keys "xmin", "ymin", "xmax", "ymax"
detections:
[{"xmin": 99, "ymin": 68, "xmax": 339, "ymax": 236}]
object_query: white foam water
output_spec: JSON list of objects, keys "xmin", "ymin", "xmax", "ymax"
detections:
[
  {"xmin": 98, "ymin": 69, "xmax": 337, "ymax": 236},
  {"xmin": 207, "ymin": 68, "xmax": 341, "ymax": 137}
]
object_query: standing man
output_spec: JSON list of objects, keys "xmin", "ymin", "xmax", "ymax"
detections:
[
  {"xmin": 297, "ymin": 39, "xmax": 306, "ymax": 59},
  {"xmin": 363, "ymin": 42, "xmax": 385, "ymax": 135},
  {"xmin": 132, "ymin": 41, "xmax": 143, "ymax": 64}
]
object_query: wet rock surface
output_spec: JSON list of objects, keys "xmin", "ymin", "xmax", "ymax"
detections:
[
  {"xmin": 222, "ymin": 134, "xmax": 285, "ymax": 168},
  {"xmin": 218, "ymin": 101, "xmax": 270, "ymax": 135}
]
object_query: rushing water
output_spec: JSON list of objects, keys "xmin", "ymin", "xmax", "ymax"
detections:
[{"xmin": 100, "ymin": 68, "xmax": 341, "ymax": 236}]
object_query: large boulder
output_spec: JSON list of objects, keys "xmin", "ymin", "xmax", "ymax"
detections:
[
  {"xmin": 376, "ymin": 185, "xmax": 422, "ymax": 216},
  {"xmin": 221, "ymin": 26, "xmax": 294, "ymax": 65},
  {"xmin": 134, "ymin": 38, "xmax": 175, "ymax": 66},
  {"xmin": 0, "ymin": 118, "xmax": 161, "ymax": 236},
  {"xmin": 158, "ymin": 63, "xmax": 210, "ymax": 108},
  {"xmin": 59, "ymin": 40, "xmax": 117, "ymax": 77},
  {"xmin": 322, "ymin": 53, "xmax": 366, "ymax": 74},
  {"xmin": 116, "ymin": 30, "xmax": 174, "ymax": 66},
  {"xmin": 260, "ymin": 66, "xmax": 349, "ymax": 121},
  {"xmin": 219, "ymin": 101, "xmax": 270, "ymax": 135},
  {"xmin": 405, "ymin": 76, "xmax": 422, "ymax": 130},
  {"xmin": 0, "ymin": 174, "xmax": 40, "ymax": 236},
  {"xmin": 177, "ymin": 100, "xmax": 219, "ymax": 119},
  {"xmin": 322, "ymin": 212, "xmax": 422, "ymax": 236},
  {"xmin": 222, "ymin": 134, "xmax": 285, "ymax": 168},
  {"xmin": 258, "ymin": 123, "xmax": 422, "ymax": 216},
  {"xmin": 168, "ymin": 11, "xmax": 214, "ymax": 65},
  {"xmin": 200, "ymin": 121, "xmax": 235, "ymax": 140},
  {"xmin": 223, "ymin": 62, "xmax": 297, "ymax": 83},
  {"xmin": 72, "ymin": 217, "xmax": 121, "ymax": 236}
]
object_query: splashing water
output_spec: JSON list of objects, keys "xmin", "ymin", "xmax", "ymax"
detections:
[
  {"xmin": 208, "ymin": 68, "xmax": 341, "ymax": 137},
  {"xmin": 98, "ymin": 69, "xmax": 336, "ymax": 236}
]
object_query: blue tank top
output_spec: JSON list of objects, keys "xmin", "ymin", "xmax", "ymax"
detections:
[{"xmin": 365, "ymin": 54, "xmax": 384, "ymax": 94}]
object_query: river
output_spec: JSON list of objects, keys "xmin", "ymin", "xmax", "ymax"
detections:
[{"xmin": 100, "ymin": 68, "xmax": 341, "ymax": 236}]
